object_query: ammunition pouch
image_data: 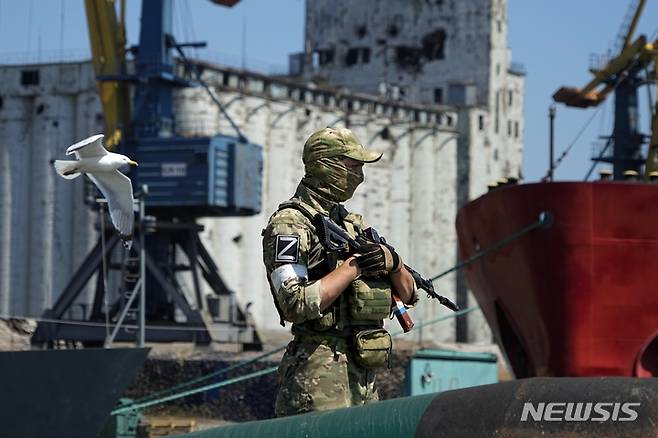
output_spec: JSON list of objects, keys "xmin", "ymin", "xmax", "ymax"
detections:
[
  {"xmin": 347, "ymin": 277, "xmax": 392, "ymax": 323},
  {"xmin": 352, "ymin": 328, "xmax": 392, "ymax": 369}
]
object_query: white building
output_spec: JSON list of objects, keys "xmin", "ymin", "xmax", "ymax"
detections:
[
  {"xmin": 0, "ymin": 0, "xmax": 524, "ymax": 345},
  {"xmin": 293, "ymin": 0, "xmax": 525, "ymax": 341}
]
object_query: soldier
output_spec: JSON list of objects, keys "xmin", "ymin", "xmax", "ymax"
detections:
[{"xmin": 262, "ymin": 127, "xmax": 418, "ymax": 417}]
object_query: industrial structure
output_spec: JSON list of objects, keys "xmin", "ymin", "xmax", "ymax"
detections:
[
  {"xmin": 456, "ymin": 0, "xmax": 658, "ymax": 378},
  {"xmin": 25, "ymin": 0, "xmax": 264, "ymax": 347},
  {"xmin": 553, "ymin": 0, "xmax": 658, "ymax": 180},
  {"xmin": 0, "ymin": 0, "xmax": 524, "ymax": 345}
]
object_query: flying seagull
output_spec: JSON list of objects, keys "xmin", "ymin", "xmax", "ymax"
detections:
[{"xmin": 53, "ymin": 134, "xmax": 138, "ymax": 249}]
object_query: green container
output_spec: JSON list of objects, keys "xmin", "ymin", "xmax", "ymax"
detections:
[
  {"xmin": 404, "ymin": 348, "xmax": 498, "ymax": 396},
  {"xmin": 98, "ymin": 399, "xmax": 141, "ymax": 438}
]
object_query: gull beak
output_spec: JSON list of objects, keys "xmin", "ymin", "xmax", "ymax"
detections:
[{"xmin": 128, "ymin": 160, "xmax": 139, "ymax": 167}]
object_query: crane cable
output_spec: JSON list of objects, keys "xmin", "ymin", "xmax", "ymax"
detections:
[
  {"xmin": 546, "ymin": 45, "xmax": 651, "ymax": 180},
  {"xmin": 172, "ymin": 39, "xmax": 249, "ymax": 143},
  {"xmin": 111, "ymin": 306, "xmax": 480, "ymax": 416}
]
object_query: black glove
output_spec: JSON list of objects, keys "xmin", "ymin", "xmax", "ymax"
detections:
[{"xmin": 355, "ymin": 241, "xmax": 402, "ymax": 274}]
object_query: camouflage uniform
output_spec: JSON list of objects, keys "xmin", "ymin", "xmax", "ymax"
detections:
[{"xmin": 262, "ymin": 127, "xmax": 417, "ymax": 417}]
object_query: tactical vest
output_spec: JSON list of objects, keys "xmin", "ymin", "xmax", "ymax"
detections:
[{"xmin": 267, "ymin": 198, "xmax": 392, "ymax": 334}]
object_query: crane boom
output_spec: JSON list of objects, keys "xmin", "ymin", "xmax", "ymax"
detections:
[
  {"xmin": 84, "ymin": 0, "xmax": 131, "ymax": 149},
  {"xmin": 552, "ymin": 0, "xmax": 657, "ymax": 180},
  {"xmin": 619, "ymin": 0, "xmax": 646, "ymax": 53}
]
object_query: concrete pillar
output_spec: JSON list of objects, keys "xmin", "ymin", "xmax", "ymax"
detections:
[{"xmin": 7, "ymin": 96, "xmax": 33, "ymax": 316}]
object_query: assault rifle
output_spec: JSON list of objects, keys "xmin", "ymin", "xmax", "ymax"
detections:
[{"xmin": 313, "ymin": 214, "xmax": 459, "ymax": 331}]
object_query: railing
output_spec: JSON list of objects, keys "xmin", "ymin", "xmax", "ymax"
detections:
[
  {"xmin": 0, "ymin": 48, "xmax": 289, "ymax": 76},
  {"xmin": 590, "ymin": 137, "xmax": 648, "ymax": 162},
  {"xmin": 194, "ymin": 49, "xmax": 288, "ymax": 76},
  {"xmin": 0, "ymin": 49, "xmax": 91, "ymax": 65},
  {"xmin": 589, "ymin": 52, "xmax": 613, "ymax": 71}
]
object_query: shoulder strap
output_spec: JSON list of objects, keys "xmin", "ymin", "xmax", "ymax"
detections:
[{"xmin": 277, "ymin": 200, "xmax": 318, "ymax": 225}]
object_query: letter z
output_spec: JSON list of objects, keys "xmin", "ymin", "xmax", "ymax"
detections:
[{"xmin": 275, "ymin": 235, "xmax": 300, "ymax": 263}]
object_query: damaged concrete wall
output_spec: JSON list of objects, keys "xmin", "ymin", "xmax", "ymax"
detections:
[
  {"xmin": 0, "ymin": 60, "xmax": 465, "ymax": 343},
  {"xmin": 303, "ymin": 0, "xmax": 495, "ymax": 104},
  {"xmin": 301, "ymin": 0, "xmax": 524, "ymax": 181},
  {"xmin": 302, "ymin": 0, "xmax": 525, "ymax": 342}
]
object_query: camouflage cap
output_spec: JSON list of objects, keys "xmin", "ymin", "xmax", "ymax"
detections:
[{"xmin": 302, "ymin": 127, "xmax": 383, "ymax": 164}]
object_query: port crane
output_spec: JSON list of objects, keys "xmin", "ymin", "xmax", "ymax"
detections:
[
  {"xmin": 553, "ymin": 0, "xmax": 658, "ymax": 180},
  {"xmin": 33, "ymin": 0, "xmax": 263, "ymax": 349}
]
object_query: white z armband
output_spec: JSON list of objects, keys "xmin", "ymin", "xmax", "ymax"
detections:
[{"xmin": 270, "ymin": 264, "xmax": 309, "ymax": 293}]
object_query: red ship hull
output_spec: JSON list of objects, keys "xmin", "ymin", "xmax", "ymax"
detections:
[{"xmin": 456, "ymin": 182, "xmax": 658, "ymax": 377}]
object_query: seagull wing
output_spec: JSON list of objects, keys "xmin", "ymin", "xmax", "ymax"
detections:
[
  {"xmin": 67, "ymin": 134, "xmax": 108, "ymax": 159},
  {"xmin": 87, "ymin": 170, "xmax": 135, "ymax": 249}
]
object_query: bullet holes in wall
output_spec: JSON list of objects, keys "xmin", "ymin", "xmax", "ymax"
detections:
[
  {"xmin": 21, "ymin": 70, "xmax": 39, "ymax": 86},
  {"xmin": 395, "ymin": 29, "xmax": 446, "ymax": 72},
  {"xmin": 346, "ymin": 48, "xmax": 359, "ymax": 66},
  {"xmin": 313, "ymin": 48, "xmax": 335, "ymax": 67},
  {"xmin": 434, "ymin": 88, "xmax": 443, "ymax": 104},
  {"xmin": 421, "ymin": 29, "xmax": 446, "ymax": 60},
  {"xmin": 386, "ymin": 24, "xmax": 400, "ymax": 38},
  {"xmin": 345, "ymin": 48, "xmax": 371, "ymax": 67},
  {"xmin": 395, "ymin": 46, "xmax": 423, "ymax": 73},
  {"xmin": 355, "ymin": 25, "xmax": 368, "ymax": 39},
  {"xmin": 362, "ymin": 48, "xmax": 371, "ymax": 63},
  {"xmin": 36, "ymin": 104, "xmax": 45, "ymax": 115}
]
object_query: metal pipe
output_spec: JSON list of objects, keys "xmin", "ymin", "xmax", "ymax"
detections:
[
  {"xmin": 549, "ymin": 104, "xmax": 556, "ymax": 181},
  {"xmin": 138, "ymin": 193, "xmax": 146, "ymax": 347},
  {"xmin": 178, "ymin": 378, "xmax": 658, "ymax": 438}
]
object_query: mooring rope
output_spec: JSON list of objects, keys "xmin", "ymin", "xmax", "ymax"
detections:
[
  {"xmin": 430, "ymin": 211, "xmax": 553, "ymax": 282},
  {"xmin": 113, "ymin": 212, "xmax": 551, "ymax": 414},
  {"xmin": 112, "ymin": 306, "xmax": 480, "ymax": 415}
]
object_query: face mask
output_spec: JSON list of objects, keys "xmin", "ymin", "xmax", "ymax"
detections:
[{"xmin": 302, "ymin": 157, "xmax": 364, "ymax": 202}]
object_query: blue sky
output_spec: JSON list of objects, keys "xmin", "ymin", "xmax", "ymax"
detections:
[{"xmin": 0, "ymin": 0, "xmax": 656, "ymax": 182}]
